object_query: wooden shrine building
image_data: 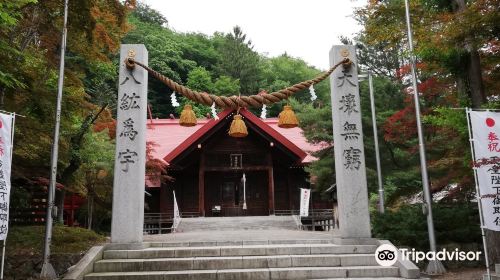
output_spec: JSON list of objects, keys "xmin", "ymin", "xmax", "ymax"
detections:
[{"xmin": 145, "ymin": 108, "xmax": 326, "ymax": 217}]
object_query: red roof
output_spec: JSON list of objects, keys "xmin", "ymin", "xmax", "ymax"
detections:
[{"xmin": 146, "ymin": 108, "xmax": 324, "ymax": 166}]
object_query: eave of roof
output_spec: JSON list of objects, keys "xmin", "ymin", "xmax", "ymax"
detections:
[
  {"xmin": 162, "ymin": 109, "xmax": 233, "ymax": 163},
  {"xmin": 239, "ymin": 109, "xmax": 307, "ymax": 161},
  {"xmin": 163, "ymin": 108, "xmax": 307, "ymax": 164}
]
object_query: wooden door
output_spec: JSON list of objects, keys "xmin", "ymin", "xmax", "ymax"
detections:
[{"xmin": 221, "ymin": 178, "xmax": 243, "ymax": 216}]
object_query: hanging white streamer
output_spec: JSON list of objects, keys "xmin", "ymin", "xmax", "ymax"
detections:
[
  {"xmin": 170, "ymin": 92, "xmax": 180, "ymax": 107},
  {"xmin": 260, "ymin": 104, "xmax": 267, "ymax": 119},
  {"xmin": 309, "ymin": 84, "xmax": 317, "ymax": 101},
  {"xmin": 211, "ymin": 103, "xmax": 219, "ymax": 120}
]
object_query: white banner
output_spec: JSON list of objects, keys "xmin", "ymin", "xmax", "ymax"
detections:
[
  {"xmin": 0, "ymin": 113, "xmax": 14, "ymax": 240},
  {"xmin": 299, "ymin": 188, "xmax": 311, "ymax": 217},
  {"xmin": 469, "ymin": 111, "xmax": 500, "ymax": 231},
  {"xmin": 172, "ymin": 191, "xmax": 180, "ymax": 232}
]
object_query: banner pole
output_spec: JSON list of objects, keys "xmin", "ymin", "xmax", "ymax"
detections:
[
  {"xmin": 466, "ymin": 108, "xmax": 491, "ymax": 280},
  {"xmin": 0, "ymin": 239, "xmax": 5, "ymax": 280}
]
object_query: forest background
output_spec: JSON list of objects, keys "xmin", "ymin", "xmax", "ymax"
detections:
[{"xmin": 0, "ymin": 0, "xmax": 498, "ymax": 265}]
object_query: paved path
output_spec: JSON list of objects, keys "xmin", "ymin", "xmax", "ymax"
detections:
[{"xmin": 144, "ymin": 216, "xmax": 338, "ymax": 242}]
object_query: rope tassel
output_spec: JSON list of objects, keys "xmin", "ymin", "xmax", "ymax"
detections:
[
  {"xmin": 278, "ymin": 105, "xmax": 299, "ymax": 128},
  {"xmin": 228, "ymin": 114, "xmax": 248, "ymax": 137},
  {"xmin": 179, "ymin": 104, "xmax": 197, "ymax": 127}
]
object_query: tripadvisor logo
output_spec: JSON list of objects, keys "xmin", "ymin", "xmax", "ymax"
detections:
[
  {"xmin": 375, "ymin": 244, "xmax": 398, "ymax": 267},
  {"xmin": 375, "ymin": 244, "xmax": 483, "ymax": 266}
]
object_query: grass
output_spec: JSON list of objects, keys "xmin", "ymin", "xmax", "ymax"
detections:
[{"xmin": 6, "ymin": 225, "xmax": 107, "ymax": 255}]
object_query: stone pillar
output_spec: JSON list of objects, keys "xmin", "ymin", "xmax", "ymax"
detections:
[
  {"xmin": 329, "ymin": 45, "xmax": 371, "ymax": 238},
  {"xmin": 111, "ymin": 44, "xmax": 148, "ymax": 243}
]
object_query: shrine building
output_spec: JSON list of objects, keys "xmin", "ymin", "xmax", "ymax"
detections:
[{"xmin": 145, "ymin": 108, "xmax": 327, "ymax": 217}]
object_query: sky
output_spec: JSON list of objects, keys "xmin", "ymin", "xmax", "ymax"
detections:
[{"xmin": 141, "ymin": 0, "xmax": 366, "ymax": 70}]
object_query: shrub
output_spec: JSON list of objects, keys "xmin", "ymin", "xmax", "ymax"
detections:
[{"xmin": 372, "ymin": 203, "xmax": 482, "ymax": 250}]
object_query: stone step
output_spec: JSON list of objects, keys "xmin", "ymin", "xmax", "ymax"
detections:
[
  {"xmin": 313, "ymin": 278, "xmax": 431, "ymax": 280},
  {"xmin": 177, "ymin": 216, "xmax": 298, "ymax": 232},
  {"xmin": 85, "ymin": 266, "xmax": 399, "ymax": 280},
  {"xmin": 148, "ymin": 239, "xmax": 337, "ymax": 248},
  {"xmin": 94, "ymin": 254, "xmax": 378, "ymax": 272},
  {"xmin": 103, "ymin": 244, "xmax": 377, "ymax": 259}
]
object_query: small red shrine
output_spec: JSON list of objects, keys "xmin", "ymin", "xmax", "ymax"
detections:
[{"xmin": 145, "ymin": 108, "xmax": 327, "ymax": 217}]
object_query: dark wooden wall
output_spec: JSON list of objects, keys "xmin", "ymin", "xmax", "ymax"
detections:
[{"xmin": 204, "ymin": 170, "xmax": 268, "ymax": 216}]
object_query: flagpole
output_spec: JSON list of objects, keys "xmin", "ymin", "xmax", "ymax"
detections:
[
  {"xmin": 404, "ymin": 0, "xmax": 445, "ymax": 274},
  {"xmin": 368, "ymin": 72, "xmax": 384, "ymax": 213},
  {"xmin": 41, "ymin": 0, "xmax": 69, "ymax": 278}
]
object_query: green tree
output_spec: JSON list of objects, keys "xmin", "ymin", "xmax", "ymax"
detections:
[
  {"xmin": 214, "ymin": 75, "xmax": 240, "ymax": 96},
  {"xmin": 214, "ymin": 26, "xmax": 262, "ymax": 95},
  {"xmin": 355, "ymin": 0, "xmax": 500, "ymax": 264},
  {"xmin": 1, "ymin": 0, "xmax": 129, "ymax": 228},
  {"xmin": 0, "ymin": 0, "xmax": 36, "ymax": 92}
]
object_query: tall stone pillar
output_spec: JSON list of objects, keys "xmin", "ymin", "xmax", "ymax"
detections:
[
  {"xmin": 329, "ymin": 45, "xmax": 371, "ymax": 238},
  {"xmin": 111, "ymin": 44, "xmax": 148, "ymax": 243}
]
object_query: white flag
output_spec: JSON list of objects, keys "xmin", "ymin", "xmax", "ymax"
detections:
[
  {"xmin": 0, "ymin": 113, "xmax": 14, "ymax": 240},
  {"xmin": 173, "ymin": 191, "xmax": 180, "ymax": 220},
  {"xmin": 299, "ymin": 188, "xmax": 311, "ymax": 217},
  {"xmin": 469, "ymin": 111, "xmax": 500, "ymax": 231},
  {"xmin": 173, "ymin": 191, "xmax": 181, "ymax": 232}
]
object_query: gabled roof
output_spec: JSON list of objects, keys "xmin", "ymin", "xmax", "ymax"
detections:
[
  {"xmin": 146, "ymin": 108, "xmax": 324, "ymax": 166},
  {"xmin": 238, "ymin": 108, "xmax": 307, "ymax": 161}
]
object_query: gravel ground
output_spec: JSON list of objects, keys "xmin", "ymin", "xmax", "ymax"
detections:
[{"xmin": 425, "ymin": 267, "xmax": 486, "ymax": 280}]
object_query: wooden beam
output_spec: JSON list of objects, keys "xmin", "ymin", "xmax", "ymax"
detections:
[
  {"xmin": 204, "ymin": 166, "xmax": 269, "ymax": 172},
  {"xmin": 268, "ymin": 154, "xmax": 275, "ymax": 215},
  {"xmin": 287, "ymin": 169, "xmax": 293, "ymax": 211},
  {"xmin": 199, "ymin": 152, "xmax": 205, "ymax": 216}
]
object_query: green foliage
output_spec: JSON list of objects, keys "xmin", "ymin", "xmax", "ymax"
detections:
[
  {"xmin": 423, "ymin": 107, "xmax": 468, "ymax": 138},
  {"xmin": 0, "ymin": 0, "xmax": 36, "ymax": 89},
  {"xmin": 306, "ymin": 150, "xmax": 335, "ymax": 199},
  {"xmin": 372, "ymin": 204, "xmax": 481, "ymax": 250},
  {"xmin": 214, "ymin": 75, "xmax": 240, "ymax": 96},
  {"xmin": 80, "ymin": 130, "xmax": 115, "ymax": 171},
  {"xmin": 186, "ymin": 66, "xmax": 214, "ymax": 92},
  {"xmin": 6, "ymin": 225, "xmax": 106, "ymax": 255},
  {"xmin": 261, "ymin": 54, "xmax": 328, "ymax": 103},
  {"xmin": 132, "ymin": 2, "xmax": 168, "ymax": 26},
  {"xmin": 76, "ymin": 201, "xmax": 112, "ymax": 233},
  {"xmin": 214, "ymin": 26, "xmax": 262, "ymax": 95},
  {"xmin": 295, "ymin": 100, "xmax": 332, "ymax": 144},
  {"xmin": 123, "ymin": 13, "xmax": 202, "ymax": 118},
  {"xmin": 297, "ymin": 73, "xmax": 405, "ymax": 196}
]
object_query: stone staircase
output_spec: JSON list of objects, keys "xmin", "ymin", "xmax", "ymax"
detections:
[
  {"xmin": 83, "ymin": 240, "xmax": 405, "ymax": 279},
  {"xmin": 176, "ymin": 216, "xmax": 299, "ymax": 232}
]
